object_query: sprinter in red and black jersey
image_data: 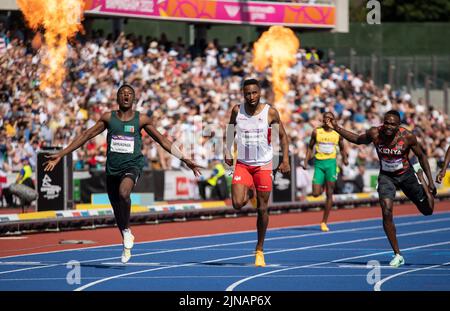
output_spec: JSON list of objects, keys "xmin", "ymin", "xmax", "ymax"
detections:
[{"xmin": 325, "ymin": 110, "xmax": 435, "ymax": 268}]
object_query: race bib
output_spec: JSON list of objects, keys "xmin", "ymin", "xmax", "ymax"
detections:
[
  {"xmin": 381, "ymin": 159, "xmax": 403, "ymax": 172},
  {"xmin": 110, "ymin": 135, "xmax": 134, "ymax": 154},
  {"xmin": 242, "ymin": 130, "xmax": 263, "ymax": 146},
  {"xmin": 318, "ymin": 143, "xmax": 335, "ymax": 154}
]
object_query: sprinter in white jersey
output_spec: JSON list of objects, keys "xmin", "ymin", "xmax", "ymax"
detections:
[{"xmin": 224, "ymin": 78, "xmax": 290, "ymax": 267}]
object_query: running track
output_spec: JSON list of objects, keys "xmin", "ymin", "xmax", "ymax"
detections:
[{"xmin": 0, "ymin": 202, "xmax": 449, "ymax": 291}]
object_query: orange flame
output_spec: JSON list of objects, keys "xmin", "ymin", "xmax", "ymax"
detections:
[
  {"xmin": 17, "ymin": 0, "xmax": 84, "ymax": 97},
  {"xmin": 252, "ymin": 26, "xmax": 300, "ymax": 122},
  {"xmin": 31, "ymin": 32, "xmax": 42, "ymax": 50}
]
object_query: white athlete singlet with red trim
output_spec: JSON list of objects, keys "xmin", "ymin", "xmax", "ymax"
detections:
[{"xmin": 235, "ymin": 104, "xmax": 272, "ymax": 166}]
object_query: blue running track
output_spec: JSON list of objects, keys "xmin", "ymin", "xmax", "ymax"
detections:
[{"xmin": 0, "ymin": 212, "xmax": 449, "ymax": 291}]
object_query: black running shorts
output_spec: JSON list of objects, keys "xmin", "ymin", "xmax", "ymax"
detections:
[
  {"xmin": 121, "ymin": 167, "xmax": 141, "ymax": 185},
  {"xmin": 107, "ymin": 167, "xmax": 141, "ymax": 187},
  {"xmin": 377, "ymin": 168, "xmax": 427, "ymax": 205}
]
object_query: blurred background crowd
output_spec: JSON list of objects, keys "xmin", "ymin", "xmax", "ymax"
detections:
[{"xmin": 1, "ymin": 21, "xmax": 449, "ymax": 186}]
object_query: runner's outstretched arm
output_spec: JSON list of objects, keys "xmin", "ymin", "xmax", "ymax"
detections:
[
  {"xmin": 410, "ymin": 134, "xmax": 436, "ymax": 195},
  {"xmin": 436, "ymin": 146, "xmax": 450, "ymax": 183},
  {"xmin": 43, "ymin": 112, "xmax": 109, "ymax": 171},
  {"xmin": 141, "ymin": 115, "xmax": 201, "ymax": 176},
  {"xmin": 303, "ymin": 129, "xmax": 316, "ymax": 169},
  {"xmin": 339, "ymin": 135, "xmax": 349, "ymax": 165},
  {"xmin": 325, "ymin": 116, "xmax": 374, "ymax": 145}
]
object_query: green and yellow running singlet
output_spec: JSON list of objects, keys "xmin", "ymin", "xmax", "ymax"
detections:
[{"xmin": 315, "ymin": 127, "xmax": 339, "ymax": 160}]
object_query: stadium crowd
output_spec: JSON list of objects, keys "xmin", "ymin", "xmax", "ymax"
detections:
[{"xmin": 0, "ymin": 22, "xmax": 449, "ymax": 185}]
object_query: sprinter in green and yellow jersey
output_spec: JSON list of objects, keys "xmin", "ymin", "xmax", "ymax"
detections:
[
  {"xmin": 304, "ymin": 112, "xmax": 348, "ymax": 232},
  {"xmin": 44, "ymin": 84, "xmax": 202, "ymax": 263}
]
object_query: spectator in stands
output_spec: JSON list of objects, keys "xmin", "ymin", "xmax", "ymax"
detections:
[
  {"xmin": 0, "ymin": 22, "xmax": 9, "ymax": 54},
  {"xmin": 434, "ymin": 139, "xmax": 448, "ymax": 169},
  {"xmin": 0, "ymin": 165, "xmax": 7, "ymax": 207},
  {"xmin": 0, "ymin": 156, "xmax": 35, "ymax": 209},
  {"xmin": 197, "ymin": 159, "xmax": 228, "ymax": 200},
  {"xmin": 305, "ymin": 47, "xmax": 320, "ymax": 67},
  {"xmin": 15, "ymin": 157, "xmax": 34, "ymax": 190},
  {"xmin": 353, "ymin": 164, "xmax": 366, "ymax": 193},
  {"xmin": 0, "ymin": 18, "xmax": 446, "ymax": 195}
]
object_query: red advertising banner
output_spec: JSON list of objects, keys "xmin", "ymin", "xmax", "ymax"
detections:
[{"xmin": 176, "ymin": 177, "xmax": 189, "ymax": 196}]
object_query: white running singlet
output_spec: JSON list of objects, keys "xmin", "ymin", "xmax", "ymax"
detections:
[{"xmin": 235, "ymin": 104, "xmax": 273, "ymax": 166}]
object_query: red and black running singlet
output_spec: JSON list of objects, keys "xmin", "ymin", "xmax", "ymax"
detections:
[{"xmin": 373, "ymin": 126, "xmax": 411, "ymax": 175}]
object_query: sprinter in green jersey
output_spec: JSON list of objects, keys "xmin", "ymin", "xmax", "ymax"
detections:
[{"xmin": 44, "ymin": 84, "xmax": 201, "ymax": 263}]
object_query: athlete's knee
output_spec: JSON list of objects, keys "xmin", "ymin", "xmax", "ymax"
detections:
[
  {"xmin": 311, "ymin": 183, "xmax": 322, "ymax": 196},
  {"xmin": 380, "ymin": 202, "xmax": 393, "ymax": 220},
  {"xmin": 312, "ymin": 189, "xmax": 322, "ymax": 197},
  {"xmin": 382, "ymin": 206, "xmax": 393, "ymax": 217},
  {"xmin": 422, "ymin": 208, "xmax": 433, "ymax": 216},
  {"xmin": 419, "ymin": 202, "xmax": 433, "ymax": 216},
  {"xmin": 232, "ymin": 203, "xmax": 244, "ymax": 210},
  {"xmin": 326, "ymin": 188, "xmax": 334, "ymax": 198},
  {"xmin": 259, "ymin": 201, "xmax": 268, "ymax": 209},
  {"xmin": 118, "ymin": 188, "xmax": 131, "ymax": 202},
  {"xmin": 257, "ymin": 202, "xmax": 268, "ymax": 213},
  {"xmin": 232, "ymin": 200, "xmax": 245, "ymax": 210}
]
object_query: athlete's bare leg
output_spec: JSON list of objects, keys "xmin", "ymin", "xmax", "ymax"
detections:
[
  {"xmin": 106, "ymin": 172, "xmax": 135, "ymax": 265},
  {"xmin": 312, "ymin": 184, "xmax": 323, "ymax": 197},
  {"xmin": 255, "ymin": 190, "xmax": 271, "ymax": 251},
  {"xmin": 415, "ymin": 169, "xmax": 434, "ymax": 215},
  {"xmin": 380, "ymin": 198, "xmax": 401, "ymax": 255},
  {"xmin": 232, "ymin": 183, "xmax": 250, "ymax": 210},
  {"xmin": 106, "ymin": 177, "xmax": 120, "ymax": 225},
  {"xmin": 107, "ymin": 176, "xmax": 133, "ymax": 235},
  {"xmin": 322, "ymin": 181, "xmax": 335, "ymax": 224},
  {"xmin": 118, "ymin": 177, "xmax": 135, "ymax": 232}
]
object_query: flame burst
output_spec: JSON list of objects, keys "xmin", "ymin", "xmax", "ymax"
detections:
[
  {"xmin": 17, "ymin": 0, "xmax": 84, "ymax": 97},
  {"xmin": 252, "ymin": 26, "xmax": 300, "ymax": 122}
]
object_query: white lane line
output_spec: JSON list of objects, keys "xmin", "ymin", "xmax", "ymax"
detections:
[
  {"xmin": 0, "ymin": 262, "xmax": 43, "ymax": 266},
  {"xmin": 225, "ymin": 241, "xmax": 450, "ymax": 291},
  {"xmin": 2, "ymin": 216, "xmax": 447, "ymax": 276},
  {"xmin": 99, "ymin": 262, "xmax": 283, "ymax": 268},
  {"xmin": 0, "ymin": 218, "xmax": 450, "ymax": 275},
  {"xmin": 5, "ymin": 273, "xmax": 450, "ymax": 283},
  {"xmin": 101, "ymin": 262, "xmax": 163, "ymax": 266},
  {"xmin": 327, "ymin": 264, "xmax": 450, "ymax": 271},
  {"xmin": 72, "ymin": 247, "xmax": 450, "ymax": 253},
  {"xmin": 374, "ymin": 261, "xmax": 450, "ymax": 291},
  {"xmin": 2, "ymin": 210, "xmax": 449, "ymax": 261},
  {"xmin": 75, "ymin": 227, "xmax": 450, "ymax": 291}
]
